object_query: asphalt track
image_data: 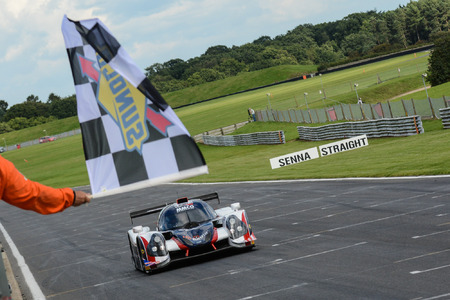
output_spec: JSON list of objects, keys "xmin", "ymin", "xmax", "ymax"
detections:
[{"xmin": 0, "ymin": 177, "xmax": 449, "ymax": 300}]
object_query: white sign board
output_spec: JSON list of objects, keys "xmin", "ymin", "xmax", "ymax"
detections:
[
  {"xmin": 270, "ymin": 147, "xmax": 319, "ymax": 169},
  {"xmin": 319, "ymin": 135, "xmax": 368, "ymax": 156}
]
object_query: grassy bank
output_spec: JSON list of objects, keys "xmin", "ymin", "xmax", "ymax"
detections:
[
  {"xmin": 2, "ymin": 119, "xmax": 449, "ymax": 188},
  {"xmin": 1, "ymin": 50, "xmax": 449, "ymax": 189}
]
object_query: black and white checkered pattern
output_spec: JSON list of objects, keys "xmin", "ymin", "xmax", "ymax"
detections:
[{"xmin": 62, "ymin": 16, "xmax": 207, "ymax": 197}]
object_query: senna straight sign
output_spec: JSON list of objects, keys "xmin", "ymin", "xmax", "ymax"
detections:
[
  {"xmin": 269, "ymin": 135, "xmax": 369, "ymax": 169},
  {"xmin": 319, "ymin": 135, "xmax": 368, "ymax": 156},
  {"xmin": 270, "ymin": 147, "xmax": 319, "ymax": 169}
]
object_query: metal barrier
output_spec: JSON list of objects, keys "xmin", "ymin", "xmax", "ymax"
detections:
[
  {"xmin": 256, "ymin": 96, "xmax": 449, "ymax": 124},
  {"xmin": 3, "ymin": 128, "xmax": 81, "ymax": 152},
  {"xmin": 297, "ymin": 116, "xmax": 423, "ymax": 141},
  {"xmin": 440, "ymin": 107, "xmax": 450, "ymax": 129},
  {"xmin": 203, "ymin": 131, "xmax": 285, "ymax": 146},
  {"xmin": 194, "ymin": 121, "xmax": 248, "ymax": 143}
]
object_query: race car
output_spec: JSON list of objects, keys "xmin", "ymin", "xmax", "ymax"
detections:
[{"xmin": 127, "ymin": 192, "xmax": 256, "ymax": 273}]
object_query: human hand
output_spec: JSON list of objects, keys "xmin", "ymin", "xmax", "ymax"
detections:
[{"xmin": 73, "ymin": 190, "xmax": 92, "ymax": 207}]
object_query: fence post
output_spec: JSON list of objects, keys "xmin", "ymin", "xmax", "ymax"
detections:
[
  {"xmin": 387, "ymin": 100, "xmax": 393, "ymax": 118},
  {"xmin": 340, "ymin": 104, "xmax": 346, "ymax": 120},
  {"xmin": 362, "ymin": 104, "xmax": 368, "ymax": 120},
  {"xmin": 369, "ymin": 104, "xmax": 376, "ymax": 120},
  {"xmin": 444, "ymin": 96, "xmax": 448, "ymax": 108},
  {"xmin": 307, "ymin": 110, "xmax": 313, "ymax": 123},
  {"xmin": 413, "ymin": 116, "xmax": 419, "ymax": 134},
  {"xmin": 401, "ymin": 99, "xmax": 408, "ymax": 116},
  {"xmin": 348, "ymin": 104, "xmax": 355, "ymax": 120},
  {"xmin": 324, "ymin": 107, "xmax": 330, "ymax": 122},
  {"xmin": 428, "ymin": 97, "xmax": 437, "ymax": 119},
  {"xmin": 411, "ymin": 99, "xmax": 417, "ymax": 115}
]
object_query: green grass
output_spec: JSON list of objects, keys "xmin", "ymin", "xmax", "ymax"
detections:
[
  {"xmin": 0, "ymin": 117, "xmax": 80, "ymax": 148},
  {"xmin": 1, "ymin": 50, "xmax": 449, "ymax": 189},
  {"xmin": 2, "ymin": 135, "xmax": 88, "ymax": 188},
  {"xmin": 3, "ymin": 119, "xmax": 448, "ymax": 188},
  {"xmin": 182, "ymin": 120, "xmax": 450, "ymax": 183},
  {"xmin": 175, "ymin": 51, "xmax": 433, "ymax": 135},
  {"xmin": 163, "ymin": 65, "xmax": 317, "ymax": 107}
]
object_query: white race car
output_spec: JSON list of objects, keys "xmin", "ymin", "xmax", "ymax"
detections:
[{"xmin": 127, "ymin": 192, "xmax": 256, "ymax": 273}]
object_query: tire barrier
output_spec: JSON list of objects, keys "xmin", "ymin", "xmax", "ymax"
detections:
[
  {"xmin": 440, "ymin": 107, "xmax": 450, "ymax": 129},
  {"xmin": 202, "ymin": 131, "xmax": 285, "ymax": 146},
  {"xmin": 297, "ymin": 116, "xmax": 424, "ymax": 141}
]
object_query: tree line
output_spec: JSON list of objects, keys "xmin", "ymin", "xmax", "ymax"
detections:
[
  {"xmin": 0, "ymin": 0, "xmax": 448, "ymax": 134},
  {"xmin": 146, "ymin": 0, "xmax": 448, "ymax": 93},
  {"xmin": 0, "ymin": 94, "xmax": 76, "ymax": 133}
]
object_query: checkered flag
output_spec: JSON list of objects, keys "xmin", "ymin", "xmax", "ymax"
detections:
[{"xmin": 61, "ymin": 15, "xmax": 207, "ymax": 198}]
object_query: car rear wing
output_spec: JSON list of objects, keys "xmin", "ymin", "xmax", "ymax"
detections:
[
  {"xmin": 129, "ymin": 192, "xmax": 220, "ymax": 224},
  {"xmin": 190, "ymin": 192, "xmax": 220, "ymax": 204}
]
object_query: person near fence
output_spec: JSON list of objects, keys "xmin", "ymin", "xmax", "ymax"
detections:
[
  {"xmin": 358, "ymin": 98, "xmax": 363, "ymax": 105},
  {"xmin": 248, "ymin": 107, "xmax": 256, "ymax": 121},
  {"xmin": 0, "ymin": 156, "xmax": 91, "ymax": 214}
]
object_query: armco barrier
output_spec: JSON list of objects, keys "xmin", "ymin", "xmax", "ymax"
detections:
[
  {"xmin": 297, "ymin": 116, "xmax": 423, "ymax": 141},
  {"xmin": 440, "ymin": 107, "xmax": 450, "ymax": 129},
  {"xmin": 194, "ymin": 121, "xmax": 248, "ymax": 143},
  {"xmin": 3, "ymin": 128, "xmax": 82, "ymax": 152},
  {"xmin": 203, "ymin": 131, "xmax": 285, "ymax": 146}
]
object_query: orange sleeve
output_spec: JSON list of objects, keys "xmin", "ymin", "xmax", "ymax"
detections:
[{"xmin": 0, "ymin": 156, "xmax": 75, "ymax": 215}]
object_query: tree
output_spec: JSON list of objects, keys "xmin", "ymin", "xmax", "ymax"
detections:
[
  {"xmin": 3, "ymin": 101, "xmax": 48, "ymax": 121},
  {"xmin": 163, "ymin": 58, "xmax": 188, "ymax": 80},
  {"xmin": 49, "ymin": 96, "xmax": 77, "ymax": 119},
  {"xmin": 0, "ymin": 122, "xmax": 13, "ymax": 134},
  {"xmin": 314, "ymin": 42, "xmax": 344, "ymax": 64},
  {"xmin": 46, "ymin": 93, "xmax": 62, "ymax": 104},
  {"xmin": 217, "ymin": 58, "xmax": 246, "ymax": 76},
  {"xmin": 341, "ymin": 32, "xmax": 376, "ymax": 57},
  {"xmin": 426, "ymin": 32, "xmax": 450, "ymax": 86},
  {"xmin": 204, "ymin": 45, "xmax": 230, "ymax": 56},
  {"xmin": 0, "ymin": 100, "xmax": 8, "ymax": 122},
  {"xmin": 26, "ymin": 94, "xmax": 40, "ymax": 103},
  {"xmin": 405, "ymin": 1, "xmax": 424, "ymax": 44}
]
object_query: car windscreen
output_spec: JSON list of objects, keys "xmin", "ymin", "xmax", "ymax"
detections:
[{"xmin": 159, "ymin": 201, "xmax": 217, "ymax": 231}]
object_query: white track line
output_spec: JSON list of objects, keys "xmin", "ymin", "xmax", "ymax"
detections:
[{"xmin": 0, "ymin": 221, "xmax": 46, "ymax": 300}]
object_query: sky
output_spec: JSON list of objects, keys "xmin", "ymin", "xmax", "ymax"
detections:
[{"xmin": 0, "ymin": 0, "xmax": 412, "ymax": 106}]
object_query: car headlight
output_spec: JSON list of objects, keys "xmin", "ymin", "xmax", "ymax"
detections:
[
  {"xmin": 226, "ymin": 215, "xmax": 247, "ymax": 239},
  {"xmin": 147, "ymin": 233, "xmax": 168, "ymax": 257}
]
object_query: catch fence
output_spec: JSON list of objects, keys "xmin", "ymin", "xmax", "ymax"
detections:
[{"xmin": 256, "ymin": 96, "xmax": 449, "ymax": 124}]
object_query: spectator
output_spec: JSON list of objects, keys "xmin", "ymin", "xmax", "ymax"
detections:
[
  {"xmin": 248, "ymin": 108, "xmax": 256, "ymax": 122},
  {"xmin": 0, "ymin": 156, "xmax": 91, "ymax": 214}
]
